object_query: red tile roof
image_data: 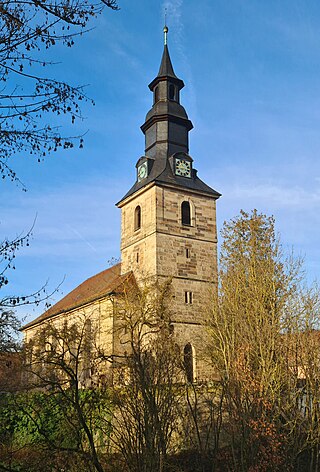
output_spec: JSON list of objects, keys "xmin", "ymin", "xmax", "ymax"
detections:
[{"xmin": 22, "ymin": 263, "xmax": 133, "ymax": 330}]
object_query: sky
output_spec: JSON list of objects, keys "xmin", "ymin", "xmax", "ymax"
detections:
[{"xmin": 2, "ymin": 0, "xmax": 320, "ymax": 324}]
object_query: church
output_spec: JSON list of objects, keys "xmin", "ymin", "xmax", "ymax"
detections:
[{"xmin": 22, "ymin": 27, "xmax": 221, "ymax": 383}]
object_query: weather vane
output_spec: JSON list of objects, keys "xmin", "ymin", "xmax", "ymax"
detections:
[{"xmin": 164, "ymin": 7, "xmax": 168, "ymax": 45}]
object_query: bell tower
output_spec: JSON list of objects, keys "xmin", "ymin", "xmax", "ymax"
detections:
[{"xmin": 117, "ymin": 27, "xmax": 220, "ymax": 381}]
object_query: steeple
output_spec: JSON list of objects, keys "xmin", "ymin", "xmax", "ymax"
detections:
[
  {"xmin": 154, "ymin": 24, "xmax": 180, "ymax": 82},
  {"xmin": 117, "ymin": 27, "xmax": 220, "ymax": 205},
  {"xmin": 156, "ymin": 44, "xmax": 180, "ymax": 81},
  {"xmin": 141, "ymin": 26, "xmax": 193, "ymax": 160}
]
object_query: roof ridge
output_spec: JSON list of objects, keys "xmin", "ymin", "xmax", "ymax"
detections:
[{"xmin": 22, "ymin": 263, "xmax": 135, "ymax": 331}]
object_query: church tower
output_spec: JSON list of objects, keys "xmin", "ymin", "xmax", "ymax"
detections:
[{"xmin": 117, "ymin": 28, "xmax": 220, "ymax": 380}]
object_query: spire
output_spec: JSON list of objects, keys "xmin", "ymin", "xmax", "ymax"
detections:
[
  {"xmin": 141, "ymin": 26, "xmax": 193, "ymax": 159},
  {"xmin": 157, "ymin": 44, "xmax": 178, "ymax": 80},
  {"xmin": 117, "ymin": 26, "xmax": 221, "ymax": 205},
  {"xmin": 158, "ymin": 25, "xmax": 177, "ymax": 79},
  {"xmin": 148, "ymin": 23, "xmax": 183, "ymax": 90}
]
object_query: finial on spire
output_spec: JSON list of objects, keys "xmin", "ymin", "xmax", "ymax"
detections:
[
  {"xmin": 164, "ymin": 25, "xmax": 168, "ymax": 45},
  {"xmin": 164, "ymin": 8, "xmax": 168, "ymax": 45}
]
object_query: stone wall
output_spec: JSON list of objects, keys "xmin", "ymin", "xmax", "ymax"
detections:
[
  {"xmin": 119, "ymin": 182, "xmax": 218, "ymax": 381},
  {"xmin": 23, "ymin": 297, "xmax": 117, "ymax": 385}
]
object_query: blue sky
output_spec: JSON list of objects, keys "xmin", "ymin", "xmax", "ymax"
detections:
[{"xmin": 2, "ymin": 0, "xmax": 320, "ymax": 323}]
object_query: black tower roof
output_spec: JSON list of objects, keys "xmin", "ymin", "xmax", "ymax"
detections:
[
  {"xmin": 148, "ymin": 44, "xmax": 184, "ymax": 90},
  {"xmin": 117, "ymin": 28, "xmax": 220, "ymax": 206},
  {"xmin": 158, "ymin": 44, "xmax": 177, "ymax": 78}
]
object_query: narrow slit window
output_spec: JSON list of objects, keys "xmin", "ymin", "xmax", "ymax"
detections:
[
  {"xmin": 184, "ymin": 343, "xmax": 194, "ymax": 383},
  {"xmin": 185, "ymin": 291, "xmax": 193, "ymax": 304},
  {"xmin": 134, "ymin": 205, "xmax": 141, "ymax": 231},
  {"xmin": 181, "ymin": 201, "xmax": 191, "ymax": 226},
  {"xmin": 136, "ymin": 252, "xmax": 139, "ymax": 263},
  {"xmin": 186, "ymin": 248, "xmax": 190, "ymax": 259}
]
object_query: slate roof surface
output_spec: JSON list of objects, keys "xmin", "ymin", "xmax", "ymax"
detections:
[
  {"xmin": 118, "ymin": 42, "xmax": 221, "ymax": 205},
  {"xmin": 157, "ymin": 45, "xmax": 180, "ymax": 81},
  {"xmin": 118, "ymin": 156, "xmax": 221, "ymax": 204},
  {"xmin": 22, "ymin": 263, "xmax": 133, "ymax": 330}
]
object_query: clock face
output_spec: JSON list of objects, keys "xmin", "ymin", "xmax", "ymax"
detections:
[
  {"xmin": 175, "ymin": 158, "xmax": 191, "ymax": 178},
  {"xmin": 137, "ymin": 162, "xmax": 148, "ymax": 182}
]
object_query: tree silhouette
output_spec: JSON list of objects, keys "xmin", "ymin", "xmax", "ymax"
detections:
[{"xmin": 0, "ymin": 0, "xmax": 119, "ymax": 187}]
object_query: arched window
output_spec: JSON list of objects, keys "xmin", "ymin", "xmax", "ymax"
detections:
[
  {"xmin": 154, "ymin": 86, "xmax": 159, "ymax": 104},
  {"xmin": 181, "ymin": 201, "xmax": 191, "ymax": 226},
  {"xmin": 184, "ymin": 343, "xmax": 195, "ymax": 383},
  {"xmin": 169, "ymin": 84, "xmax": 175, "ymax": 100},
  {"xmin": 134, "ymin": 205, "xmax": 141, "ymax": 231}
]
